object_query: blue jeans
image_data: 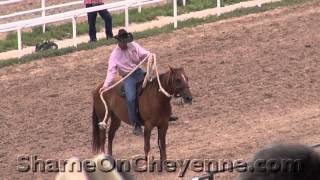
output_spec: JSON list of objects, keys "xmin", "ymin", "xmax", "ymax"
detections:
[
  {"xmin": 124, "ymin": 68, "xmax": 145, "ymax": 126},
  {"xmin": 86, "ymin": 4, "xmax": 113, "ymax": 40}
]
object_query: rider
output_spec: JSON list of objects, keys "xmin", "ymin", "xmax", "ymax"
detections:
[
  {"xmin": 101, "ymin": 29, "xmax": 178, "ymax": 135},
  {"xmin": 102, "ymin": 29, "xmax": 148, "ymax": 135}
]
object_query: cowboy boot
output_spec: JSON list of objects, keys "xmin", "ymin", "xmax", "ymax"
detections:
[{"xmin": 133, "ymin": 124, "xmax": 143, "ymax": 135}]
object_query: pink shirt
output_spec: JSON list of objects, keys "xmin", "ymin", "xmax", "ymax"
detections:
[
  {"xmin": 103, "ymin": 42, "xmax": 150, "ymax": 87},
  {"xmin": 84, "ymin": 0, "xmax": 104, "ymax": 5}
]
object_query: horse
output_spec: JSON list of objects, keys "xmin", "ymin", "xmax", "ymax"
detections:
[{"xmin": 91, "ymin": 67, "xmax": 193, "ymax": 161}]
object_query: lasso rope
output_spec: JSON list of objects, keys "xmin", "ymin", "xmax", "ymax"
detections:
[{"xmin": 98, "ymin": 53, "xmax": 172, "ymax": 129}]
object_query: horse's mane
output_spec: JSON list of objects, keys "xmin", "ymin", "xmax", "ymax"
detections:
[{"xmin": 143, "ymin": 70, "xmax": 170, "ymax": 87}]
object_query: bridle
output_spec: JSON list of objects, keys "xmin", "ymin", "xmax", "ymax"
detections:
[{"xmin": 168, "ymin": 70, "xmax": 190, "ymax": 98}]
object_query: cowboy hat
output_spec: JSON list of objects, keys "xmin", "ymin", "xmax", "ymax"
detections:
[{"xmin": 114, "ymin": 29, "xmax": 133, "ymax": 43}]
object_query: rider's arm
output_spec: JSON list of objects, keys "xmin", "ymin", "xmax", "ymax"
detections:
[
  {"xmin": 133, "ymin": 42, "xmax": 150, "ymax": 62},
  {"xmin": 103, "ymin": 53, "xmax": 117, "ymax": 88}
]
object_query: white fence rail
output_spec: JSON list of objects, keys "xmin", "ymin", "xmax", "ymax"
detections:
[
  {"xmin": 0, "ymin": 1, "xmax": 83, "ymax": 21},
  {"xmin": 0, "ymin": 0, "xmax": 167, "ymax": 55},
  {"xmin": 0, "ymin": 0, "xmax": 22, "ymax": 5},
  {"xmin": 0, "ymin": 0, "xmax": 266, "ymax": 57},
  {"xmin": 0, "ymin": 0, "xmax": 146, "ymax": 33}
]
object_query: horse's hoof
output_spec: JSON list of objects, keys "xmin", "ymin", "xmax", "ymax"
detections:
[{"xmin": 169, "ymin": 115, "xmax": 178, "ymax": 121}]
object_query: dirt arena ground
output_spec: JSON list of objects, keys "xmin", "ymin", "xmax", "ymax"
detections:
[{"xmin": 1, "ymin": 1, "xmax": 320, "ymax": 179}]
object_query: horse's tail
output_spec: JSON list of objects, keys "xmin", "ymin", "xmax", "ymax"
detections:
[{"xmin": 92, "ymin": 103, "xmax": 101, "ymax": 153}]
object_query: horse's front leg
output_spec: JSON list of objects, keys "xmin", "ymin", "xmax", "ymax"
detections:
[
  {"xmin": 144, "ymin": 125, "xmax": 153, "ymax": 159},
  {"xmin": 157, "ymin": 121, "xmax": 168, "ymax": 162}
]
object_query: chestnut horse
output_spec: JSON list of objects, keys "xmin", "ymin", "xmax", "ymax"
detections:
[{"xmin": 91, "ymin": 67, "xmax": 193, "ymax": 161}]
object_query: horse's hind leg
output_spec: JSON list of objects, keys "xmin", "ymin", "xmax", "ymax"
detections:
[
  {"xmin": 108, "ymin": 113, "xmax": 121, "ymax": 156},
  {"xmin": 98, "ymin": 108, "xmax": 111, "ymax": 153},
  {"xmin": 99, "ymin": 129, "xmax": 107, "ymax": 153},
  {"xmin": 157, "ymin": 121, "xmax": 168, "ymax": 162}
]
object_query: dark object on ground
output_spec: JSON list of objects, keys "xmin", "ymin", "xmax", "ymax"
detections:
[{"xmin": 35, "ymin": 41, "xmax": 58, "ymax": 52}]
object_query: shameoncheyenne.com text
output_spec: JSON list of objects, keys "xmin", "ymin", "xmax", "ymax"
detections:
[{"xmin": 17, "ymin": 155, "xmax": 303, "ymax": 177}]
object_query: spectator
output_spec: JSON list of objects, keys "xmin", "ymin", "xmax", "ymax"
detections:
[
  {"xmin": 238, "ymin": 143, "xmax": 320, "ymax": 180},
  {"xmin": 177, "ymin": 0, "xmax": 189, "ymax": 6},
  {"xmin": 84, "ymin": 0, "xmax": 113, "ymax": 42}
]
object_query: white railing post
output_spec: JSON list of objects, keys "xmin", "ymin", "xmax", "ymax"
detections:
[
  {"xmin": 125, "ymin": 0, "xmax": 129, "ymax": 30},
  {"xmin": 17, "ymin": 28, "xmax": 22, "ymax": 56},
  {"xmin": 258, "ymin": 0, "xmax": 262, "ymax": 7},
  {"xmin": 42, "ymin": 0, "xmax": 46, "ymax": 33},
  {"xmin": 217, "ymin": 0, "xmax": 221, "ymax": 16},
  {"xmin": 182, "ymin": 0, "xmax": 186, "ymax": 6},
  {"xmin": 138, "ymin": 0, "xmax": 142, "ymax": 13},
  {"xmin": 72, "ymin": 16, "xmax": 77, "ymax": 47},
  {"xmin": 173, "ymin": 0, "xmax": 177, "ymax": 28}
]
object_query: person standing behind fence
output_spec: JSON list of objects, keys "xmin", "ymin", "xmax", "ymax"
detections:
[{"xmin": 84, "ymin": 0, "xmax": 113, "ymax": 42}]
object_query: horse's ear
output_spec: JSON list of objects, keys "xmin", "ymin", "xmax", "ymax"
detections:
[{"xmin": 168, "ymin": 65, "xmax": 174, "ymax": 72}]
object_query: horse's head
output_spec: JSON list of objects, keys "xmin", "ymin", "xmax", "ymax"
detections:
[{"xmin": 168, "ymin": 67, "xmax": 193, "ymax": 104}]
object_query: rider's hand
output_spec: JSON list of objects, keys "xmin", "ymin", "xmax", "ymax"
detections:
[
  {"xmin": 140, "ymin": 53, "xmax": 149, "ymax": 61},
  {"xmin": 99, "ymin": 87, "xmax": 105, "ymax": 93}
]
